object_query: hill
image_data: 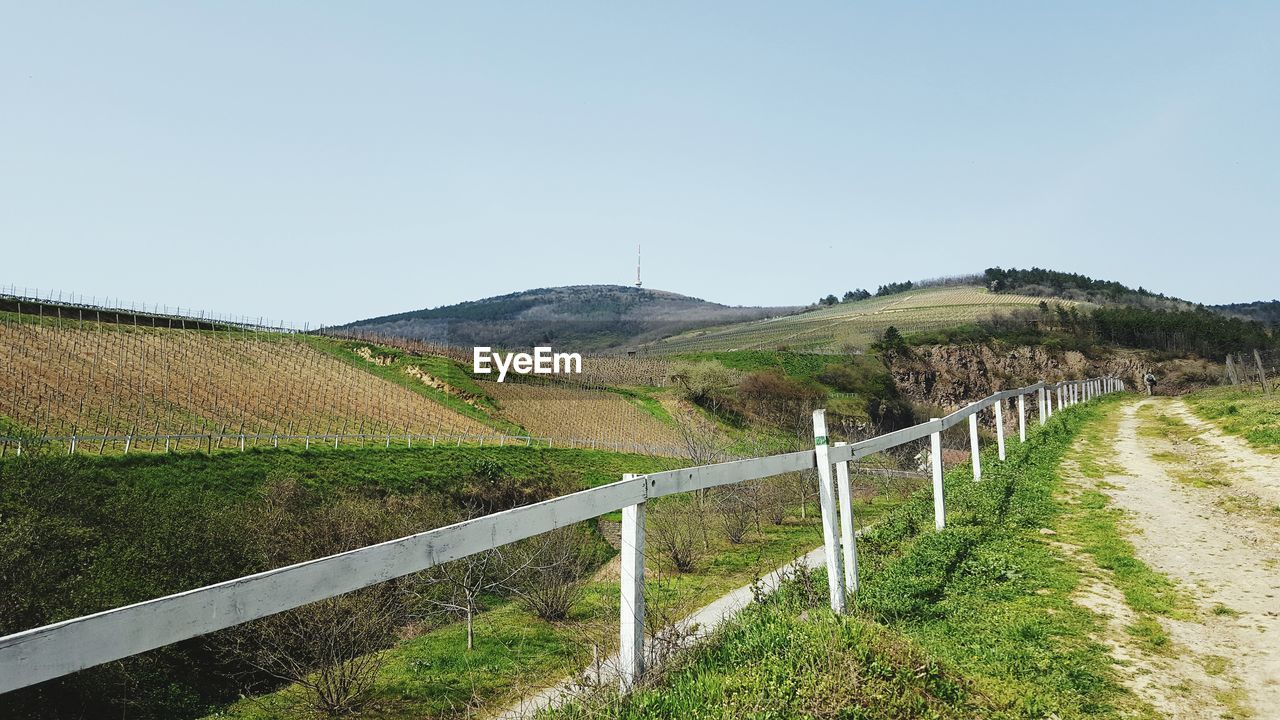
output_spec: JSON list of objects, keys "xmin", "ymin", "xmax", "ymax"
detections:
[
  {"xmin": 335, "ymin": 285, "xmax": 798, "ymax": 352},
  {"xmin": 1212, "ymin": 299, "xmax": 1280, "ymax": 328},
  {"xmin": 644, "ymin": 285, "xmax": 1064, "ymax": 353},
  {"xmin": 0, "ymin": 316, "xmax": 687, "ymax": 455}
]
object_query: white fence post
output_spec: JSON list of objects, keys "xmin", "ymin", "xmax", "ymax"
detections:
[
  {"xmin": 619, "ymin": 474, "xmax": 646, "ymax": 692},
  {"xmin": 1038, "ymin": 387, "xmax": 1047, "ymax": 425},
  {"xmin": 930, "ymin": 419, "xmax": 946, "ymax": 531},
  {"xmin": 812, "ymin": 410, "xmax": 847, "ymax": 614},
  {"xmin": 833, "ymin": 442, "xmax": 858, "ymax": 597},
  {"xmin": 1017, "ymin": 393, "xmax": 1026, "ymax": 442},
  {"xmin": 994, "ymin": 400, "xmax": 1006, "ymax": 461},
  {"xmin": 968, "ymin": 413, "xmax": 981, "ymax": 481}
]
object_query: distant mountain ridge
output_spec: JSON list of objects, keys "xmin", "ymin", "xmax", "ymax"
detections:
[
  {"xmin": 337, "ymin": 285, "xmax": 800, "ymax": 352},
  {"xmin": 1212, "ymin": 300, "xmax": 1280, "ymax": 328}
]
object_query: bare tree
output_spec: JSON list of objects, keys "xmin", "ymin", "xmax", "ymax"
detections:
[
  {"xmin": 224, "ymin": 479, "xmax": 448, "ymax": 714},
  {"xmin": 501, "ymin": 525, "xmax": 601, "ymax": 620},
  {"xmin": 411, "ymin": 546, "xmax": 526, "ymax": 651},
  {"xmin": 649, "ymin": 500, "xmax": 706, "ymax": 573},
  {"xmin": 713, "ymin": 484, "xmax": 756, "ymax": 544},
  {"xmin": 228, "ymin": 590, "xmax": 400, "ymax": 715}
]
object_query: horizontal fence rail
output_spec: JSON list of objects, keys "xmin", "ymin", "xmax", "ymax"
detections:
[{"xmin": 0, "ymin": 375, "xmax": 1125, "ymax": 695}]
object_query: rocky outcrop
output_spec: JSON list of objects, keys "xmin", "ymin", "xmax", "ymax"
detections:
[{"xmin": 888, "ymin": 345, "xmax": 1220, "ymax": 410}]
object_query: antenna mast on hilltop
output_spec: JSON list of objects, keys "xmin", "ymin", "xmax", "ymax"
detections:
[{"xmin": 635, "ymin": 244, "xmax": 642, "ymax": 287}]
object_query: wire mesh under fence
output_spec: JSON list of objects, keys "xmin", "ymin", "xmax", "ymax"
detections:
[
  {"xmin": 0, "ymin": 377, "xmax": 1122, "ymax": 717},
  {"xmin": 1224, "ymin": 348, "xmax": 1277, "ymax": 392}
]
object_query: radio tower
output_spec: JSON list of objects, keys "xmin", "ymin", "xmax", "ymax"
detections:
[{"xmin": 635, "ymin": 244, "xmax": 643, "ymax": 288}]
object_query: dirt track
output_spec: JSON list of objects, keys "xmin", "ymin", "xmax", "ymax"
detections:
[{"xmin": 1078, "ymin": 398, "xmax": 1280, "ymax": 718}]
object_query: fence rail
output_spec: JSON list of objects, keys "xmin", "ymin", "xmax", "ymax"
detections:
[{"xmin": 0, "ymin": 375, "xmax": 1125, "ymax": 695}]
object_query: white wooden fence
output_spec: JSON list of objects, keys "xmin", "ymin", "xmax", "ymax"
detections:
[{"xmin": 0, "ymin": 376, "xmax": 1124, "ymax": 695}]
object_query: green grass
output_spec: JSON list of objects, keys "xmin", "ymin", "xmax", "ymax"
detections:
[
  {"xmin": 549, "ymin": 396, "xmax": 1151, "ymax": 719},
  {"xmin": 1185, "ymin": 386, "xmax": 1280, "ymax": 452},
  {"xmin": 10, "ymin": 443, "xmax": 685, "ymax": 499},
  {"xmin": 212, "ymin": 497, "xmax": 918, "ymax": 719},
  {"xmin": 608, "ymin": 387, "xmax": 676, "ymax": 426},
  {"xmin": 299, "ymin": 335, "xmax": 521, "ymax": 433},
  {"xmin": 547, "ymin": 584, "xmax": 1009, "ymax": 719},
  {"xmin": 1059, "ymin": 490, "xmax": 1189, "ymax": 618}
]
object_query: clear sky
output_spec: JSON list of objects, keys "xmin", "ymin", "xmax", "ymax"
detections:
[{"xmin": 3, "ymin": 2, "xmax": 1277, "ymax": 326}]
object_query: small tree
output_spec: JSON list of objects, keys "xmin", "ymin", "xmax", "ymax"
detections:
[
  {"xmin": 413, "ymin": 544, "xmax": 525, "ymax": 651},
  {"xmin": 649, "ymin": 501, "xmax": 706, "ymax": 573},
  {"xmin": 502, "ymin": 525, "xmax": 602, "ymax": 620}
]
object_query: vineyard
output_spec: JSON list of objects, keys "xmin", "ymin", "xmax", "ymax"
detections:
[
  {"xmin": 330, "ymin": 328, "xmax": 674, "ymax": 388},
  {"xmin": 0, "ymin": 317, "xmax": 494, "ymax": 449},
  {"xmin": 645, "ymin": 286, "xmax": 1074, "ymax": 353},
  {"xmin": 479, "ymin": 380, "xmax": 686, "ymax": 449}
]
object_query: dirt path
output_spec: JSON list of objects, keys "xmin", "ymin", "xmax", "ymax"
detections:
[{"xmin": 1081, "ymin": 397, "xmax": 1280, "ymax": 718}]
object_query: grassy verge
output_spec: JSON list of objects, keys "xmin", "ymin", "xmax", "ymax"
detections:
[
  {"xmin": 211, "ymin": 484, "xmax": 919, "ymax": 720},
  {"xmin": 1184, "ymin": 386, "xmax": 1280, "ymax": 451},
  {"xmin": 551, "ymin": 397, "xmax": 1150, "ymax": 719},
  {"xmin": 11, "ymin": 444, "xmax": 685, "ymax": 499}
]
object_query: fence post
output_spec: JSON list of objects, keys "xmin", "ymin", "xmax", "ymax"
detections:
[
  {"xmin": 1018, "ymin": 393, "xmax": 1026, "ymax": 442},
  {"xmin": 1255, "ymin": 350, "xmax": 1271, "ymax": 393},
  {"xmin": 812, "ymin": 410, "xmax": 847, "ymax": 614},
  {"xmin": 70, "ymin": 435, "xmax": 77, "ymax": 455},
  {"xmin": 1038, "ymin": 387, "xmax": 1047, "ymax": 425},
  {"xmin": 124, "ymin": 435, "xmax": 132, "ymax": 454},
  {"xmin": 240, "ymin": 434, "xmax": 245, "ymax": 452},
  {"xmin": 619, "ymin": 474, "xmax": 646, "ymax": 692},
  {"xmin": 930, "ymin": 419, "xmax": 946, "ymax": 531},
  {"xmin": 994, "ymin": 400, "xmax": 1006, "ymax": 461},
  {"xmin": 968, "ymin": 413, "xmax": 981, "ymax": 481},
  {"xmin": 833, "ymin": 442, "xmax": 859, "ymax": 598}
]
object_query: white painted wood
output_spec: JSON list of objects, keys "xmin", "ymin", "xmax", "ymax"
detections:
[
  {"xmin": 968, "ymin": 413, "xmax": 981, "ymax": 481},
  {"xmin": 930, "ymin": 422, "xmax": 945, "ymax": 531},
  {"xmin": 1018, "ymin": 393, "xmax": 1026, "ymax": 442},
  {"xmin": 994, "ymin": 400, "xmax": 1006, "ymax": 461},
  {"xmin": 0, "ymin": 476, "xmax": 647, "ymax": 694},
  {"xmin": 619, "ymin": 477, "xmax": 646, "ymax": 691},
  {"xmin": 645, "ymin": 450, "xmax": 814, "ymax": 498},
  {"xmin": 1038, "ymin": 387, "xmax": 1046, "ymax": 425},
  {"xmin": 831, "ymin": 419, "xmax": 942, "ymax": 461},
  {"xmin": 833, "ymin": 442, "xmax": 858, "ymax": 597},
  {"xmin": 811, "ymin": 410, "xmax": 846, "ymax": 613}
]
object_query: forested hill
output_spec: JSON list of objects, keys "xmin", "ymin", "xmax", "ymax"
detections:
[
  {"xmin": 1212, "ymin": 300, "xmax": 1280, "ymax": 328},
  {"xmin": 337, "ymin": 285, "xmax": 799, "ymax": 352},
  {"xmin": 982, "ymin": 267, "xmax": 1192, "ymax": 309}
]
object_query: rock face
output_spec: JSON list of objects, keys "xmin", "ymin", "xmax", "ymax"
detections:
[{"xmin": 887, "ymin": 345, "xmax": 1220, "ymax": 410}]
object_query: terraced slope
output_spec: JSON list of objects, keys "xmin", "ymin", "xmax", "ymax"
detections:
[
  {"xmin": 645, "ymin": 286, "xmax": 1076, "ymax": 353},
  {"xmin": 0, "ymin": 319, "xmax": 493, "ymax": 442}
]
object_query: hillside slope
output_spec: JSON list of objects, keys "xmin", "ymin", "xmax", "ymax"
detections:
[
  {"xmin": 0, "ymin": 319, "xmax": 495, "ymax": 442},
  {"xmin": 337, "ymin": 285, "xmax": 798, "ymax": 352},
  {"xmin": 645, "ymin": 285, "xmax": 1067, "ymax": 353}
]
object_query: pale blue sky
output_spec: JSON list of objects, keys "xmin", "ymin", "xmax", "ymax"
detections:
[{"xmin": 3, "ymin": 2, "xmax": 1277, "ymax": 326}]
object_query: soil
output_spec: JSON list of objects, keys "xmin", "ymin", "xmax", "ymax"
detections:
[{"xmin": 1069, "ymin": 398, "xmax": 1280, "ymax": 718}]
